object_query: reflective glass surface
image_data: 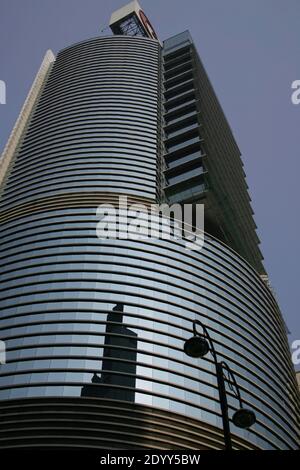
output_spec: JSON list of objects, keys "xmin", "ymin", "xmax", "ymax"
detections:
[{"xmin": 0, "ymin": 36, "xmax": 298, "ymax": 450}]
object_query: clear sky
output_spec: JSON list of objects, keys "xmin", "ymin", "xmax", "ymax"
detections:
[{"xmin": 0, "ymin": 0, "xmax": 299, "ymax": 369}]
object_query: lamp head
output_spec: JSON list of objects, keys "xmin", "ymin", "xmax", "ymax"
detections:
[
  {"xmin": 232, "ymin": 408, "xmax": 256, "ymax": 429},
  {"xmin": 184, "ymin": 335, "xmax": 210, "ymax": 358}
]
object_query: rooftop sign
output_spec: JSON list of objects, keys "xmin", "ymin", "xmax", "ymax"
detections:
[{"xmin": 109, "ymin": 0, "xmax": 159, "ymax": 41}]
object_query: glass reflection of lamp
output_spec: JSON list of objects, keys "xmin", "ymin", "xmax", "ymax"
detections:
[{"xmin": 184, "ymin": 320, "xmax": 256, "ymax": 450}]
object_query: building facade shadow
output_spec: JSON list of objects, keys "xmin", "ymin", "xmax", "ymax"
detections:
[{"xmin": 81, "ymin": 303, "xmax": 137, "ymax": 402}]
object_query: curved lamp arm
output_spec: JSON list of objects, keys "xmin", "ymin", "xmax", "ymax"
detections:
[
  {"xmin": 192, "ymin": 320, "xmax": 244, "ymax": 409},
  {"xmin": 192, "ymin": 319, "xmax": 218, "ymax": 364},
  {"xmin": 220, "ymin": 361, "xmax": 243, "ymax": 409}
]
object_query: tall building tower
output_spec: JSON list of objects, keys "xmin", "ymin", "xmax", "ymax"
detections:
[{"xmin": 0, "ymin": 1, "xmax": 299, "ymax": 450}]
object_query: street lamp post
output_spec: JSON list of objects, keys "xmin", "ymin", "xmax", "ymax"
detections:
[{"xmin": 183, "ymin": 319, "xmax": 256, "ymax": 450}]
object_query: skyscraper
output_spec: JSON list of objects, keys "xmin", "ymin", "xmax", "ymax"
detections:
[{"xmin": 0, "ymin": 1, "xmax": 299, "ymax": 450}]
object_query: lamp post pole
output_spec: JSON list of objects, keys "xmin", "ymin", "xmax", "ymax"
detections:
[
  {"xmin": 184, "ymin": 319, "xmax": 256, "ymax": 450},
  {"xmin": 215, "ymin": 361, "xmax": 232, "ymax": 450}
]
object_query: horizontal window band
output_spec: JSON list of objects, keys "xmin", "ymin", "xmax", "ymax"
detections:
[
  {"xmin": 11, "ymin": 151, "xmax": 156, "ymax": 173},
  {"xmin": 0, "ymin": 246, "xmax": 285, "ymax": 343},
  {"xmin": 0, "ymin": 193, "xmax": 154, "ymax": 224},
  {"xmin": 0, "ymin": 270, "xmax": 290, "ymax": 388},
  {"xmin": 0, "ymin": 186, "xmax": 156, "ymax": 209},
  {"xmin": 18, "ymin": 137, "xmax": 157, "ymax": 159},
  {"xmin": 39, "ymin": 84, "xmax": 159, "ymax": 99},
  {"xmin": 58, "ymin": 44, "xmax": 159, "ymax": 58},
  {"xmin": 0, "ymin": 234, "xmax": 282, "ymax": 331},
  {"xmin": 0, "ymin": 196, "xmax": 281, "ymax": 314},
  {"xmin": 0, "ymin": 255, "xmax": 289, "ymax": 368},
  {"xmin": 0, "ymin": 282, "xmax": 292, "ymax": 391},
  {"xmin": 9, "ymin": 161, "xmax": 156, "ymax": 183},
  {"xmin": 0, "ymin": 282, "xmax": 291, "ymax": 384},
  {"xmin": 0, "ymin": 249, "xmax": 286, "ymax": 338},
  {"xmin": 21, "ymin": 127, "xmax": 158, "ymax": 149},
  {"xmin": 2, "ymin": 331, "xmax": 296, "ymax": 425},
  {"xmin": 5, "ymin": 171, "xmax": 156, "ymax": 193},
  {"xmin": 34, "ymin": 98, "xmax": 158, "ymax": 119},
  {"xmin": 27, "ymin": 111, "xmax": 157, "ymax": 130},
  {"xmin": 24, "ymin": 119, "xmax": 158, "ymax": 138},
  {"xmin": 0, "ymin": 380, "xmax": 292, "ymax": 449},
  {"xmin": 39, "ymin": 85, "xmax": 158, "ymax": 104},
  {"xmin": 7, "ymin": 167, "xmax": 155, "ymax": 188},
  {"xmin": 0, "ymin": 396, "xmax": 260, "ymax": 450},
  {"xmin": 0, "ymin": 361, "xmax": 295, "ymax": 440},
  {"xmin": 0, "ymin": 305, "xmax": 293, "ymax": 390},
  {"xmin": 30, "ymin": 106, "xmax": 158, "ymax": 128},
  {"xmin": 2, "ymin": 347, "xmax": 295, "ymax": 431},
  {"xmin": 20, "ymin": 128, "xmax": 158, "ymax": 152}
]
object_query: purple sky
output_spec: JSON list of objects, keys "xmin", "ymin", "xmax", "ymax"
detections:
[{"xmin": 0, "ymin": 0, "xmax": 299, "ymax": 369}]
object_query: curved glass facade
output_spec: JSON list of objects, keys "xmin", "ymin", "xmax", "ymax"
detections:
[
  {"xmin": 0, "ymin": 207, "xmax": 298, "ymax": 449},
  {"xmin": 0, "ymin": 36, "xmax": 299, "ymax": 450},
  {"xmin": 0, "ymin": 36, "xmax": 160, "ymax": 208}
]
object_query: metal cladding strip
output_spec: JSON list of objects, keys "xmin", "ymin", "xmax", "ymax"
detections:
[
  {"xmin": 0, "ymin": 192, "xmax": 154, "ymax": 224},
  {"xmin": 0, "ymin": 398, "xmax": 258, "ymax": 450}
]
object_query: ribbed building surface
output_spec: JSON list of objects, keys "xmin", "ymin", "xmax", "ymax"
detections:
[
  {"xmin": 0, "ymin": 36, "xmax": 160, "ymax": 208},
  {"xmin": 0, "ymin": 35, "xmax": 299, "ymax": 450}
]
